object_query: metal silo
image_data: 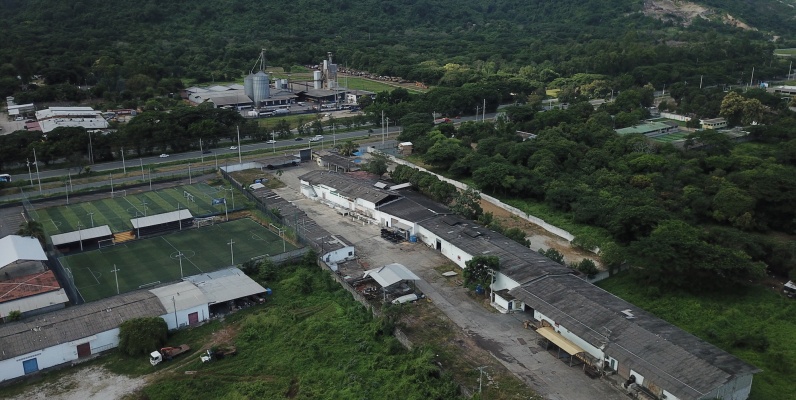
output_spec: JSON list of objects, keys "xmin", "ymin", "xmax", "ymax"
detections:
[
  {"xmin": 313, "ymin": 71, "xmax": 322, "ymax": 89},
  {"xmin": 251, "ymin": 71, "xmax": 271, "ymax": 105},
  {"xmin": 244, "ymin": 73, "xmax": 254, "ymax": 99}
]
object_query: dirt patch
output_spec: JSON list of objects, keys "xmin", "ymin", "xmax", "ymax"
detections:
[
  {"xmin": 642, "ymin": 0, "xmax": 755, "ymax": 31},
  {"xmin": 7, "ymin": 366, "xmax": 148, "ymax": 400},
  {"xmin": 479, "ymin": 199, "xmax": 600, "ymax": 267}
]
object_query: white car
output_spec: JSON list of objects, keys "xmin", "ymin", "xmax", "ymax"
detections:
[
  {"xmin": 229, "ymin": 146, "xmax": 238, "ymax": 150},
  {"xmin": 266, "ymin": 140, "xmax": 276, "ymax": 144},
  {"xmin": 310, "ymin": 135, "xmax": 324, "ymax": 142},
  {"xmin": 159, "ymin": 153, "xmax": 169, "ymax": 158}
]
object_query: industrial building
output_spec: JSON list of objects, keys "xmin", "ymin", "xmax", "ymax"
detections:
[
  {"xmin": 34, "ymin": 107, "xmax": 109, "ymax": 134},
  {"xmin": 615, "ymin": 121, "xmax": 679, "ymax": 138},
  {"xmin": 294, "ymin": 169, "xmax": 759, "ymax": 400},
  {"xmin": 0, "ymin": 267, "xmax": 267, "ymax": 382}
]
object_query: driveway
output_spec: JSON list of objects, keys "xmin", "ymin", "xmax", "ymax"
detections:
[{"xmin": 273, "ymin": 165, "xmax": 625, "ymax": 400}]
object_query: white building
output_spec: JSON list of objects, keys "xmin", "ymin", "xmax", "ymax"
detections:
[
  {"xmin": 295, "ymin": 171, "xmax": 760, "ymax": 400},
  {"xmin": 34, "ymin": 107, "xmax": 109, "ymax": 134},
  {"xmin": 149, "ymin": 281, "xmax": 209, "ymax": 330},
  {"xmin": 0, "ymin": 290, "xmax": 166, "ymax": 381}
]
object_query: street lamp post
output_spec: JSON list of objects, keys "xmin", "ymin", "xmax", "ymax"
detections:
[
  {"xmin": 88, "ymin": 212, "xmax": 94, "ymax": 227},
  {"xmin": 111, "ymin": 265, "xmax": 120, "ymax": 294},
  {"xmin": 121, "ymin": 146, "xmax": 126, "ymax": 174},
  {"xmin": 236, "ymin": 125, "xmax": 242, "ymax": 164},
  {"xmin": 228, "ymin": 239, "xmax": 235, "ymax": 266},
  {"xmin": 177, "ymin": 251, "xmax": 184, "ymax": 278},
  {"xmin": 77, "ymin": 222, "xmax": 84, "ymax": 251}
]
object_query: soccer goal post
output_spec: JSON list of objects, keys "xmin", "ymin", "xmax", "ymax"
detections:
[
  {"xmin": 195, "ymin": 217, "xmax": 215, "ymax": 228},
  {"xmin": 98, "ymin": 238, "xmax": 116, "ymax": 248},
  {"xmin": 111, "ymin": 190, "xmax": 127, "ymax": 198}
]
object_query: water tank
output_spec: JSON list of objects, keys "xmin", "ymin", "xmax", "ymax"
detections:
[
  {"xmin": 313, "ymin": 71, "xmax": 322, "ymax": 90},
  {"xmin": 251, "ymin": 71, "xmax": 270, "ymax": 105},
  {"xmin": 244, "ymin": 74, "xmax": 254, "ymax": 99}
]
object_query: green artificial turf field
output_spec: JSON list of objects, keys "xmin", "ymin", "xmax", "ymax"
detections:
[{"xmin": 60, "ymin": 218, "xmax": 296, "ymax": 302}]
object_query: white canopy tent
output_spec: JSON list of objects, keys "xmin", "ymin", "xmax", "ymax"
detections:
[{"xmin": 0, "ymin": 235, "xmax": 47, "ymax": 270}]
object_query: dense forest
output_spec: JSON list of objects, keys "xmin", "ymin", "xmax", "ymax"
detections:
[{"xmin": 0, "ymin": 0, "xmax": 795, "ymax": 104}]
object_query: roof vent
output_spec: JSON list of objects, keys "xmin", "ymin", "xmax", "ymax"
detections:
[{"xmin": 621, "ymin": 309, "xmax": 636, "ymax": 319}]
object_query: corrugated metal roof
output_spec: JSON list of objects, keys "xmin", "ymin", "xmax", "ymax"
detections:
[
  {"xmin": 149, "ymin": 281, "xmax": 208, "ymax": 314},
  {"xmin": 0, "ymin": 235, "xmax": 47, "ymax": 269},
  {"xmin": 51, "ymin": 225, "xmax": 113, "ymax": 246},
  {"xmin": 184, "ymin": 268, "xmax": 265, "ymax": 304},
  {"xmin": 131, "ymin": 210, "xmax": 193, "ymax": 229},
  {"xmin": 299, "ymin": 170, "xmax": 397, "ymax": 205},
  {"xmin": 363, "ymin": 263, "xmax": 420, "ymax": 288},
  {"xmin": 0, "ymin": 290, "xmax": 166, "ymax": 361},
  {"xmin": 419, "ymin": 215, "xmax": 569, "ymax": 283},
  {"xmin": 0, "ymin": 289, "xmax": 69, "ymax": 317},
  {"xmin": 509, "ymin": 275, "xmax": 760, "ymax": 400}
]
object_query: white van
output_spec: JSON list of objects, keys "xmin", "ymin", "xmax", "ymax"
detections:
[{"xmin": 391, "ymin": 293, "xmax": 419, "ymax": 305}]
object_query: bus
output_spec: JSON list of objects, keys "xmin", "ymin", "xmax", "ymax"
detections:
[{"xmin": 0, "ymin": 174, "xmax": 11, "ymax": 183}]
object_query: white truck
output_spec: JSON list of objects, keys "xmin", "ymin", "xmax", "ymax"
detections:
[{"xmin": 150, "ymin": 344, "xmax": 191, "ymax": 366}]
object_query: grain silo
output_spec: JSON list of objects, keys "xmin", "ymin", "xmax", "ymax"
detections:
[
  {"xmin": 244, "ymin": 73, "xmax": 255, "ymax": 99},
  {"xmin": 251, "ymin": 71, "xmax": 271, "ymax": 106},
  {"xmin": 313, "ymin": 71, "xmax": 322, "ymax": 90}
]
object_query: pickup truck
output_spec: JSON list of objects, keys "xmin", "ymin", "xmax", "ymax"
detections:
[{"xmin": 150, "ymin": 344, "xmax": 191, "ymax": 366}]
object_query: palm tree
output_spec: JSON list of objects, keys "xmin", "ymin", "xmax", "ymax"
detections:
[
  {"xmin": 17, "ymin": 220, "xmax": 46, "ymax": 247},
  {"xmin": 336, "ymin": 140, "xmax": 358, "ymax": 157}
]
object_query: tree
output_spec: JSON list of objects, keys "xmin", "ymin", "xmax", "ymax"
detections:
[
  {"xmin": 573, "ymin": 259, "xmax": 599, "ymax": 279},
  {"xmin": 463, "ymin": 255, "xmax": 499, "ymax": 288},
  {"xmin": 626, "ymin": 220, "xmax": 765, "ymax": 291},
  {"xmin": 364, "ymin": 152, "xmax": 389, "ymax": 176},
  {"xmin": 450, "ymin": 187, "xmax": 482, "ymax": 220},
  {"xmin": 538, "ymin": 248, "xmax": 565, "ymax": 264},
  {"xmin": 17, "ymin": 220, "xmax": 45, "ymax": 247},
  {"xmin": 336, "ymin": 140, "xmax": 358, "ymax": 156},
  {"xmin": 118, "ymin": 317, "xmax": 168, "ymax": 356}
]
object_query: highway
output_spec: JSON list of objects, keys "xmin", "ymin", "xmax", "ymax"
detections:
[{"xmin": 9, "ymin": 112, "xmax": 496, "ymax": 183}]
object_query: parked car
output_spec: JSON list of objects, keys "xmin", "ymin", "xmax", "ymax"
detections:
[
  {"xmin": 229, "ymin": 146, "xmax": 238, "ymax": 150},
  {"xmin": 310, "ymin": 135, "xmax": 324, "ymax": 142},
  {"xmin": 266, "ymin": 140, "xmax": 276, "ymax": 144},
  {"xmin": 159, "ymin": 153, "xmax": 169, "ymax": 158},
  {"xmin": 202, "ymin": 150, "xmax": 212, "ymax": 154},
  {"xmin": 294, "ymin": 137, "xmax": 303, "ymax": 141}
]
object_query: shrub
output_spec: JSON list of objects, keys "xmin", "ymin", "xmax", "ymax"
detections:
[
  {"xmin": 7, "ymin": 310, "xmax": 22, "ymax": 321},
  {"xmin": 118, "ymin": 317, "xmax": 168, "ymax": 356}
]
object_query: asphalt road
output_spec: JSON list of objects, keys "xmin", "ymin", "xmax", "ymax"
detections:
[{"xmin": 9, "ymin": 112, "xmax": 495, "ymax": 183}]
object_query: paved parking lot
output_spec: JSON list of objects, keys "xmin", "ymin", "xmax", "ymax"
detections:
[{"xmin": 273, "ymin": 164, "xmax": 626, "ymax": 400}]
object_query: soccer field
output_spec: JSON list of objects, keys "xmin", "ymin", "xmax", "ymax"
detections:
[
  {"xmin": 37, "ymin": 183, "xmax": 230, "ymax": 236},
  {"xmin": 60, "ymin": 218, "xmax": 297, "ymax": 303}
]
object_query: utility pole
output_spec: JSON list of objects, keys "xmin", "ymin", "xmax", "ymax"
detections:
[
  {"xmin": 88, "ymin": 212, "xmax": 94, "ymax": 227},
  {"xmin": 188, "ymin": 163, "xmax": 192, "ymax": 185},
  {"xmin": 177, "ymin": 251, "xmax": 184, "ymax": 278},
  {"xmin": 477, "ymin": 366, "xmax": 487, "ymax": 394},
  {"xmin": 200, "ymin": 139, "xmax": 204, "ymax": 163},
  {"xmin": 236, "ymin": 125, "xmax": 242, "ymax": 164},
  {"xmin": 110, "ymin": 172, "xmax": 114, "ymax": 195},
  {"xmin": 26, "ymin": 158, "xmax": 33, "ymax": 185},
  {"xmin": 228, "ymin": 239, "xmax": 235, "ymax": 266},
  {"xmin": 749, "ymin": 66, "xmax": 755, "ymax": 88},
  {"xmin": 121, "ymin": 146, "xmax": 126, "ymax": 174},
  {"xmin": 111, "ymin": 265, "xmax": 120, "ymax": 294},
  {"xmin": 33, "ymin": 148, "xmax": 42, "ymax": 193},
  {"xmin": 77, "ymin": 221, "xmax": 84, "ymax": 251},
  {"xmin": 483, "ymin": 98, "xmax": 486, "ymax": 121},
  {"xmin": 140, "ymin": 158, "xmax": 145, "ymax": 181},
  {"xmin": 65, "ymin": 181, "xmax": 69, "ymax": 204}
]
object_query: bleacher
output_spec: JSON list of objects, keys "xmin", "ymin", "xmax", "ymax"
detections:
[{"xmin": 130, "ymin": 210, "xmax": 194, "ymax": 238}]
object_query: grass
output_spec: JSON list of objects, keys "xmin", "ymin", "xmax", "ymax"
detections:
[
  {"xmin": 35, "ymin": 184, "xmax": 227, "ymax": 235},
  {"xmin": 500, "ymin": 198, "xmax": 613, "ymax": 247},
  {"xmin": 651, "ymin": 132, "xmax": 689, "ymax": 143},
  {"xmin": 773, "ymin": 48, "xmax": 796, "ymax": 56},
  {"xmin": 598, "ymin": 272, "xmax": 796, "ymax": 400},
  {"xmin": 62, "ymin": 218, "xmax": 296, "ymax": 302},
  {"xmin": 134, "ymin": 263, "xmax": 464, "ymax": 399}
]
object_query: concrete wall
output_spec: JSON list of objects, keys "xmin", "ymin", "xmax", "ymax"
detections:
[
  {"xmin": 701, "ymin": 374, "xmax": 753, "ymax": 400},
  {"xmin": 220, "ymin": 162, "xmax": 263, "ymax": 173},
  {"xmin": 385, "ymin": 155, "xmax": 578, "ymax": 244},
  {"xmin": 660, "ymin": 112, "xmax": 691, "ymax": 122}
]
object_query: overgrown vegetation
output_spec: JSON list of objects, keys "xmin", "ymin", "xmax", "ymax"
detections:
[
  {"xmin": 138, "ymin": 257, "xmax": 462, "ymax": 399},
  {"xmin": 118, "ymin": 317, "xmax": 168, "ymax": 356},
  {"xmin": 599, "ymin": 272, "xmax": 796, "ymax": 400}
]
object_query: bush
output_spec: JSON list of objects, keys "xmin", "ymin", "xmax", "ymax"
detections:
[
  {"xmin": 118, "ymin": 317, "xmax": 168, "ymax": 356},
  {"xmin": 574, "ymin": 259, "xmax": 599, "ymax": 279},
  {"xmin": 7, "ymin": 310, "xmax": 21, "ymax": 321},
  {"xmin": 539, "ymin": 248, "xmax": 565, "ymax": 264}
]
